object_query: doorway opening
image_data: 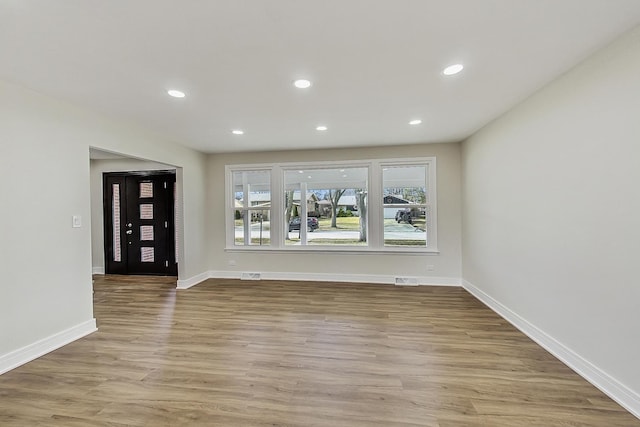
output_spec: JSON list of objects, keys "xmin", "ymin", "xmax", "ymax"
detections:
[{"xmin": 103, "ymin": 171, "xmax": 177, "ymax": 276}]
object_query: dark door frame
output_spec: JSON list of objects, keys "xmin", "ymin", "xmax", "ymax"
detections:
[{"xmin": 103, "ymin": 170, "xmax": 177, "ymax": 276}]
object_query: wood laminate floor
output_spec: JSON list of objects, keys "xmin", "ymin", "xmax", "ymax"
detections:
[{"xmin": 0, "ymin": 275, "xmax": 637, "ymax": 426}]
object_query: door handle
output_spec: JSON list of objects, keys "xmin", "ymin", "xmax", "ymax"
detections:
[{"xmin": 126, "ymin": 230, "xmax": 133, "ymax": 235}]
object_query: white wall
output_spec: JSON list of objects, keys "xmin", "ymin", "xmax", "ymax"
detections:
[
  {"xmin": 207, "ymin": 143, "xmax": 462, "ymax": 283},
  {"xmin": 0, "ymin": 80, "xmax": 208, "ymax": 369},
  {"xmin": 462, "ymin": 26, "xmax": 640, "ymax": 412},
  {"xmin": 89, "ymin": 158, "xmax": 175, "ymax": 273}
]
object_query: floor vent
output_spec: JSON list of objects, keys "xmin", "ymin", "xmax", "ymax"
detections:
[
  {"xmin": 241, "ymin": 272, "xmax": 261, "ymax": 280},
  {"xmin": 395, "ymin": 277, "xmax": 418, "ymax": 286}
]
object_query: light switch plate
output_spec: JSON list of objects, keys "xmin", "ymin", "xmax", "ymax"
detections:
[{"xmin": 72, "ymin": 215, "xmax": 82, "ymax": 228}]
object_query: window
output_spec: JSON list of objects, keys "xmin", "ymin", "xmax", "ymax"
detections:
[
  {"xmin": 231, "ymin": 169, "xmax": 271, "ymax": 246},
  {"xmin": 382, "ymin": 165, "xmax": 430, "ymax": 247},
  {"xmin": 283, "ymin": 167, "xmax": 368, "ymax": 246},
  {"xmin": 226, "ymin": 158, "xmax": 436, "ymax": 252}
]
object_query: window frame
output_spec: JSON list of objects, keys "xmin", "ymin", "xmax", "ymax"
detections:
[
  {"xmin": 282, "ymin": 163, "xmax": 370, "ymax": 248},
  {"xmin": 225, "ymin": 157, "xmax": 438, "ymax": 253},
  {"xmin": 226, "ymin": 165, "xmax": 275, "ymax": 248},
  {"xmin": 379, "ymin": 160, "xmax": 437, "ymax": 250}
]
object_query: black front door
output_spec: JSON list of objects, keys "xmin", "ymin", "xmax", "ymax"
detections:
[{"xmin": 104, "ymin": 172, "xmax": 177, "ymax": 276}]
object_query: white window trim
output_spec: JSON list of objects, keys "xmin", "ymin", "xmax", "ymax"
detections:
[
  {"xmin": 379, "ymin": 158, "xmax": 437, "ymax": 251},
  {"xmin": 225, "ymin": 157, "xmax": 438, "ymax": 254},
  {"xmin": 225, "ymin": 165, "xmax": 275, "ymax": 248}
]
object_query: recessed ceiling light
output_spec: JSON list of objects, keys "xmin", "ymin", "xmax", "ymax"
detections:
[
  {"xmin": 316, "ymin": 125, "xmax": 328, "ymax": 131},
  {"xmin": 167, "ymin": 89, "xmax": 185, "ymax": 98},
  {"xmin": 298, "ymin": 170, "xmax": 304, "ymax": 174},
  {"xmin": 409, "ymin": 119, "xmax": 422, "ymax": 125},
  {"xmin": 294, "ymin": 79, "xmax": 312, "ymax": 89},
  {"xmin": 307, "ymin": 176, "xmax": 312, "ymax": 179},
  {"xmin": 443, "ymin": 64, "xmax": 464, "ymax": 76},
  {"xmin": 231, "ymin": 130, "xmax": 244, "ymax": 135}
]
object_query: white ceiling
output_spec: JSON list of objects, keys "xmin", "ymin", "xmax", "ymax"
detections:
[{"xmin": 2, "ymin": 1, "xmax": 640, "ymax": 154}]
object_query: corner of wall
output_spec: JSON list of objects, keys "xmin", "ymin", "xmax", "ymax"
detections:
[
  {"xmin": 0, "ymin": 319, "xmax": 97, "ymax": 375},
  {"xmin": 463, "ymin": 279, "xmax": 640, "ymax": 419}
]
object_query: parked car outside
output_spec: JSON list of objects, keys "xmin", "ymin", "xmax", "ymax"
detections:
[
  {"xmin": 288, "ymin": 216, "xmax": 319, "ymax": 232},
  {"xmin": 395, "ymin": 209, "xmax": 413, "ymax": 224}
]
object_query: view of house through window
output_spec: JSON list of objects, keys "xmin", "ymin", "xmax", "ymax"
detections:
[
  {"xmin": 284, "ymin": 167, "xmax": 368, "ymax": 246},
  {"xmin": 227, "ymin": 158, "xmax": 436, "ymax": 251},
  {"xmin": 232, "ymin": 170, "xmax": 271, "ymax": 245},
  {"xmin": 382, "ymin": 165, "xmax": 429, "ymax": 247}
]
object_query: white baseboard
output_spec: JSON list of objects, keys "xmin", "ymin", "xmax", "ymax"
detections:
[
  {"xmin": 177, "ymin": 271, "xmax": 211, "ymax": 289},
  {"xmin": 205, "ymin": 270, "xmax": 460, "ymax": 286},
  {"xmin": 177, "ymin": 270, "xmax": 460, "ymax": 289},
  {"xmin": 92, "ymin": 266, "xmax": 105, "ymax": 275},
  {"xmin": 0, "ymin": 319, "xmax": 97, "ymax": 375},
  {"xmin": 462, "ymin": 279, "xmax": 640, "ymax": 420}
]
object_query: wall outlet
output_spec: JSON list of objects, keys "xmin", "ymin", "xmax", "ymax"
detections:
[{"xmin": 72, "ymin": 215, "xmax": 82, "ymax": 228}]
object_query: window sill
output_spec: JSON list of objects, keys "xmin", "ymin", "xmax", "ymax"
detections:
[{"xmin": 224, "ymin": 246, "xmax": 440, "ymax": 256}]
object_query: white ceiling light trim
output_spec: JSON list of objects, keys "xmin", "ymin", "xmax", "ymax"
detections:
[
  {"xmin": 409, "ymin": 119, "xmax": 422, "ymax": 125},
  {"xmin": 294, "ymin": 79, "xmax": 312, "ymax": 89},
  {"xmin": 316, "ymin": 125, "xmax": 328, "ymax": 131},
  {"xmin": 442, "ymin": 64, "xmax": 464, "ymax": 75},
  {"xmin": 167, "ymin": 89, "xmax": 186, "ymax": 98},
  {"xmin": 231, "ymin": 129, "xmax": 244, "ymax": 135}
]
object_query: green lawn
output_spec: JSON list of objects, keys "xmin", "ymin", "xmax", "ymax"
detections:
[
  {"xmin": 317, "ymin": 216, "xmax": 361, "ymax": 230},
  {"xmin": 235, "ymin": 216, "xmax": 425, "ymax": 232},
  {"xmin": 234, "ymin": 238, "xmax": 270, "ymax": 245}
]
